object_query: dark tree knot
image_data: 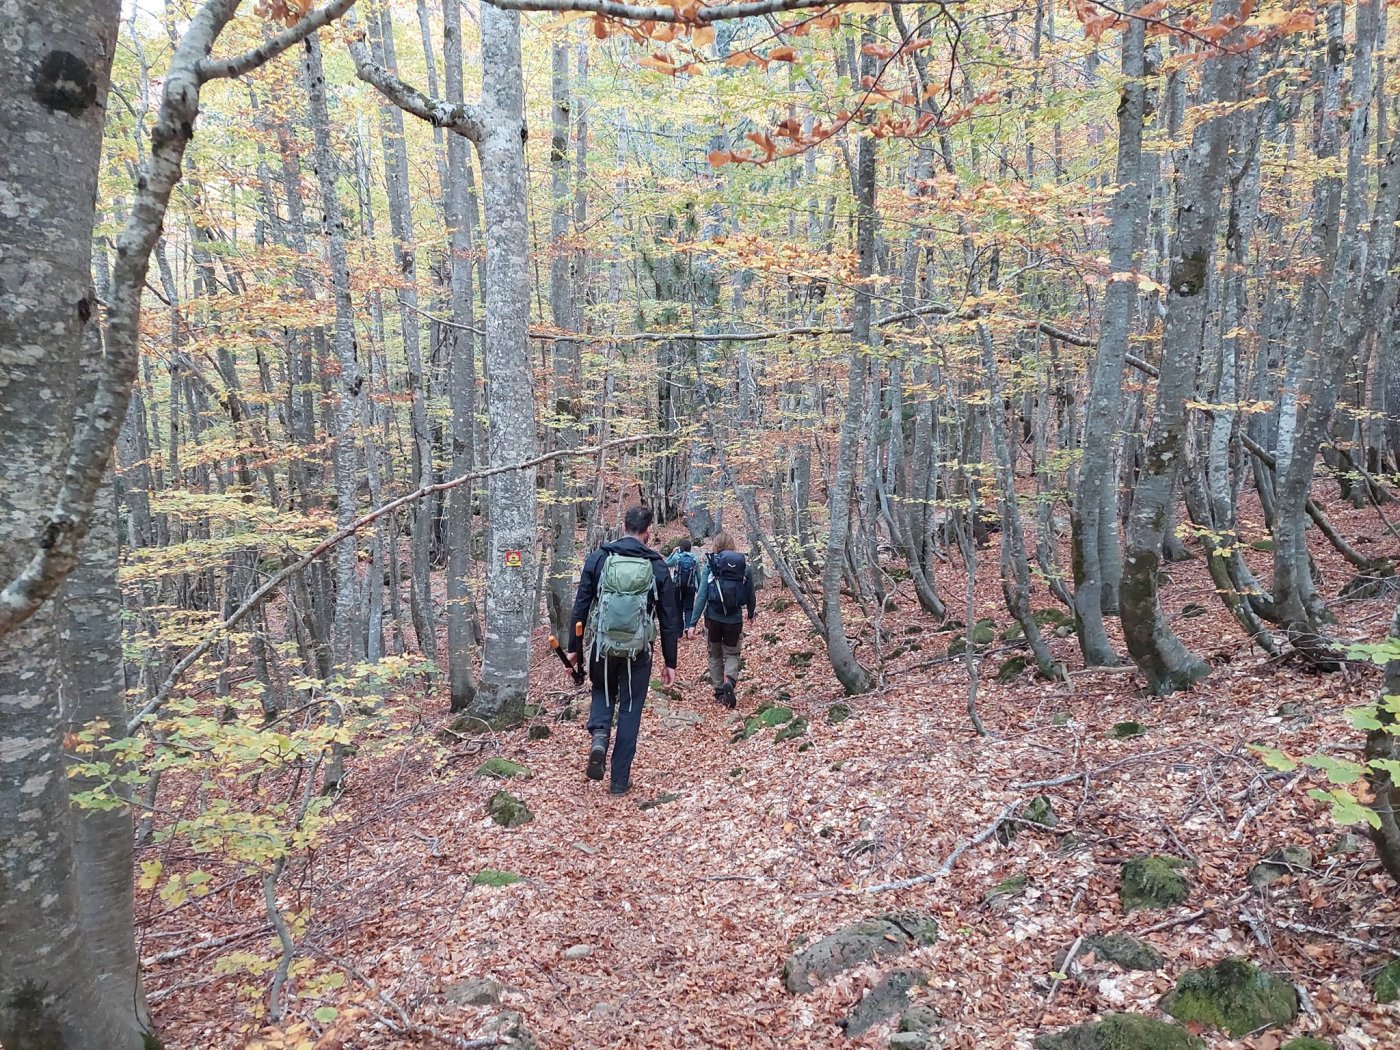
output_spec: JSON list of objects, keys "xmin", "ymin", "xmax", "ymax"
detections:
[{"xmin": 32, "ymin": 50, "xmax": 98, "ymax": 115}]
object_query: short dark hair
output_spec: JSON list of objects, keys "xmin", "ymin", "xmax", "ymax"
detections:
[
  {"xmin": 678, "ymin": 538, "xmax": 692, "ymax": 552},
  {"xmin": 624, "ymin": 505, "xmax": 654, "ymax": 535}
]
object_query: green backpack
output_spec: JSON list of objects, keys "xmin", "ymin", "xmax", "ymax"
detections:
[{"xmin": 586, "ymin": 554, "xmax": 658, "ymax": 662}]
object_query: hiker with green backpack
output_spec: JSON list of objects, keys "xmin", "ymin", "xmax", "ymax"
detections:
[{"xmin": 568, "ymin": 505, "xmax": 681, "ymax": 795}]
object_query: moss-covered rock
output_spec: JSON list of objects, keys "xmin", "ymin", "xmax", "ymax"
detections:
[
  {"xmin": 527, "ymin": 725, "xmax": 551, "ymax": 741},
  {"xmin": 1085, "ymin": 934, "xmax": 1164, "ymax": 972},
  {"xmin": 997, "ymin": 655, "xmax": 1029, "ymax": 682},
  {"xmin": 775, "ymin": 716, "xmax": 809, "ymax": 743},
  {"xmin": 473, "ymin": 868, "xmax": 522, "ymax": 887},
  {"xmin": 1373, "ymin": 959, "xmax": 1400, "ymax": 1004},
  {"xmin": 733, "ymin": 703, "xmax": 795, "ymax": 742},
  {"xmin": 788, "ymin": 650, "xmax": 814, "ymax": 668},
  {"xmin": 888, "ymin": 1035, "xmax": 934, "ymax": 1050},
  {"xmin": 1160, "ymin": 957, "xmax": 1298, "ymax": 1037},
  {"xmin": 999, "ymin": 795, "xmax": 1058, "ymax": 844},
  {"xmin": 1281, "ymin": 1038, "xmax": 1332, "ymax": 1050},
  {"xmin": 1180, "ymin": 602, "xmax": 1208, "ymax": 619},
  {"xmin": 1052, "ymin": 712, "xmax": 1073, "ymax": 726},
  {"xmin": 899, "ymin": 1005, "xmax": 939, "ymax": 1033},
  {"xmin": 445, "ymin": 976, "xmax": 505, "ymax": 1006},
  {"xmin": 1109, "ymin": 720, "xmax": 1147, "ymax": 739},
  {"xmin": 1034, "ymin": 1014, "xmax": 1203, "ymax": 1050},
  {"xmin": 1248, "ymin": 846, "xmax": 1313, "ymax": 890},
  {"xmin": 983, "ymin": 874, "xmax": 1028, "ymax": 905},
  {"xmin": 972, "ymin": 618, "xmax": 997, "ymax": 646},
  {"xmin": 476, "ymin": 756, "xmax": 533, "ymax": 780},
  {"xmin": 843, "ymin": 968, "xmax": 927, "ymax": 1036},
  {"xmin": 639, "ymin": 792, "xmax": 681, "ymax": 811},
  {"xmin": 488, "ymin": 790, "xmax": 534, "ymax": 829},
  {"xmin": 827, "ymin": 702, "xmax": 853, "ymax": 725},
  {"xmin": 783, "ymin": 912, "xmax": 938, "ymax": 993},
  {"xmin": 1120, "ymin": 856, "xmax": 1191, "ymax": 913}
]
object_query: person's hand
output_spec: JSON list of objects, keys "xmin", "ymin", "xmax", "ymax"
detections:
[
  {"xmin": 661, "ymin": 666, "xmax": 676, "ymax": 688},
  {"xmin": 685, "ymin": 627, "xmax": 696, "ymax": 640}
]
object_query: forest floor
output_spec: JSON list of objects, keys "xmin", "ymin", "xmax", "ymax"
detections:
[{"xmin": 140, "ymin": 507, "xmax": 1400, "ymax": 1050}]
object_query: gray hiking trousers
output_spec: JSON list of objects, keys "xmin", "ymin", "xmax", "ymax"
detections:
[{"xmin": 705, "ymin": 617, "xmax": 742, "ymax": 688}]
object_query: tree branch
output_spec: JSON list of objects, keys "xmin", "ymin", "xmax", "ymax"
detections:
[
  {"xmin": 126, "ymin": 434, "xmax": 663, "ymax": 734},
  {"xmin": 865, "ymin": 799, "xmax": 1022, "ymax": 892},
  {"xmin": 0, "ymin": 0, "xmax": 359, "ymax": 635},
  {"xmin": 200, "ymin": 0, "xmax": 359, "ymax": 80},
  {"xmin": 484, "ymin": 0, "xmax": 941, "ymax": 23},
  {"xmin": 345, "ymin": 13, "xmax": 484, "ymax": 141}
]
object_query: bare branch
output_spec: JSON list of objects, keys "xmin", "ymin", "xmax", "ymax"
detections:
[
  {"xmin": 484, "ymin": 0, "xmax": 943, "ymax": 23},
  {"xmin": 346, "ymin": 13, "xmax": 485, "ymax": 141},
  {"xmin": 126, "ymin": 434, "xmax": 664, "ymax": 733},
  {"xmin": 200, "ymin": 0, "xmax": 359, "ymax": 80}
]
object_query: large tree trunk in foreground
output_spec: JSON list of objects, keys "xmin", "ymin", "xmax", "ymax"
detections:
[{"xmin": 0, "ymin": 2, "xmax": 148, "ymax": 1046}]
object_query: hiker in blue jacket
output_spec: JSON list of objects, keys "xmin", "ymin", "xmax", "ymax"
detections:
[
  {"xmin": 684, "ymin": 530, "xmax": 756, "ymax": 708},
  {"xmin": 666, "ymin": 538, "xmax": 700, "ymax": 628},
  {"xmin": 569, "ymin": 505, "xmax": 680, "ymax": 795}
]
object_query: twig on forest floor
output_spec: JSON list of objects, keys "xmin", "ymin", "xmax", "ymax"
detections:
[
  {"xmin": 865, "ymin": 800, "xmax": 1023, "ymax": 893},
  {"xmin": 1229, "ymin": 769, "xmax": 1309, "ymax": 840},
  {"xmin": 1266, "ymin": 917, "xmax": 1400, "ymax": 958},
  {"xmin": 1012, "ymin": 747, "xmax": 1191, "ymax": 789},
  {"xmin": 142, "ymin": 927, "xmax": 269, "ymax": 966},
  {"xmin": 1038, "ymin": 934, "xmax": 1083, "ymax": 1024}
]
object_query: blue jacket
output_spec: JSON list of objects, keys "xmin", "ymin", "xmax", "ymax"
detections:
[{"xmin": 687, "ymin": 553, "xmax": 756, "ymax": 629}]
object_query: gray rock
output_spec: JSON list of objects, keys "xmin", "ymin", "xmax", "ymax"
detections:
[
  {"xmin": 899, "ymin": 1005, "xmax": 940, "ymax": 1032},
  {"xmin": 1249, "ymin": 847, "xmax": 1314, "ymax": 889},
  {"xmin": 843, "ymin": 968, "xmax": 927, "ymax": 1037},
  {"xmin": 563, "ymin": 944, "xmax": 595, "ymax": 960},
  {"xmin": 485, "ymin": 1010, "xmax": 537, "ymax": 1049},
  {"xmin": 1083, "ymin": 933, "xmax": 1164, "ymax": 972},
  {"xmin": 445, "ymin": 976, "xmax": 504, "ymax": 1006},
  {"xmin": 783, "ymin": 912, "xmax": 939, "ymax": 994},
  {"xmin": 889, "ymin": 1034, "xmax": 935, "ymax": 1050}
]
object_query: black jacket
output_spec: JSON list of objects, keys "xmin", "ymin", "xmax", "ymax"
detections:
[
  {"xmin": 568, "ymin": 536, "xmax": 681, "ymax": 669},
  {"xmin": 687, "ymin": 553, "xmax": 756, "ymax": 628}
]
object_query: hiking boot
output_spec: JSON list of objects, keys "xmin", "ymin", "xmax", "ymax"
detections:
[
  {"xmin": 722, "ymin": 676, "xmax": 738, "ymax": 709},
  {"xmin": 586, "ymin": 732, "xmax": 608, "ymax": 781},
  {"xmin": 713, "ymin": 687, "xmax": 727, "ymax": 707},
  {"xmin": 609, "ymin": 781, "xmax": 630, "ymax": 796}
]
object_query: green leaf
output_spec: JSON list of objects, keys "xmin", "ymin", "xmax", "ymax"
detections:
[
  {"xmin": 1250, "ymin": 745, "xmax": 1297, "ymax": 772},
  {"xmin": 1302, "ymin": 754, "xmax": 1366, "ymax": 784},
  {"xmin": 1347, "ymin": 706, "xmax": 1385, "ymax": 731},
  {"xmin": 313, "ymin": 1006, "xmax": 338, "ymax": 1023},
  {"xmin": 1307, "ymin": 787, "xmax": 1382, "ymax": 829}
]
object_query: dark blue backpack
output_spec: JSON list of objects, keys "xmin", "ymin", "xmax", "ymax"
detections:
[
  {"xmin": 673, "ymin": 551, "xmax": 697, "ymax": 589},
  {"xmin": 705, "ymin": 551, "xmax": 747, "ymax": 616}
]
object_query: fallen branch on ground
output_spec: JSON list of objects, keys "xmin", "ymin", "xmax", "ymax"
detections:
[
  {"xmin": 1011, "ymin": 747, "xmax": 1191, "ymax": 790},
  {"xmin": 865, "ymin": 799, "xmax": 1023, "ymax": 893}
]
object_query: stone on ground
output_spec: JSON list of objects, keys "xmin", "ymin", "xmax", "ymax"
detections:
[
  {"xmin": 484, "ymin": 1010, "xmax": 537, "ymax": 1050},
  {"xmin": 783, "ymin": 912, "xmax": 939, "ymax": 993},
  {"xmin": 1160, "ymin": 957, "xmax": 1298, "ymax": 1037},
  {"xmin": 1281, "ymin": 1038, "xmax": 1332, "ymax": 1050},
  {"xmin": 488, "ymin": 790, "xmax": 534, "ymax": 829},
  {"xmin": 1033, "ymin": 1013, "xmax": 1204, "ymax": 1050},
  {"xmin": 444, "ymin": 976, "xmax": 504, "ymax": 1006},
  {"xmin": 1120, "ymin": 856, "xmax": 1191, "ymax": 913},
  {"xmin": 1083, "ymin": 933, "xmax": 1164, "ymax": 971},
  {"xmin": 475, "ymin": 757, "xmax": 532, "ymax": 780},
  {"xmin": 1108, "ymin": 720, "xmax": 1147, "ymax": 739},
  {"xmin": 472, "ymin": 869, "xmax": 521, "ymax": 887},
  {"xmin": 998, "ymin": 795, "xmax": 1058, "ymax": 844},
  {"xmin": 1248, "ymin": 846, "xmax": 1313, "ymax": 889},
  {"xmin": 774, "ymin": 716, "xmax": 809, "ymax": 743},
  {"xmin": 843, "ymin": 968, "xmax": 927, "ymax": 1036}
]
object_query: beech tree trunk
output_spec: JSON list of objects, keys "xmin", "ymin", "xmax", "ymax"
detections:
[
  {"xmin": 0, "ymin": 2, "xmax": 147, "ymax": 1045},
  {"xmin": 467, "ymin": 5, "xmax": 539, "ymax": 726}
]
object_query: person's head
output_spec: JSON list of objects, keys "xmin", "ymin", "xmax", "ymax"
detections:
[
  {"xmin": 711, "ymin": 531, "xmax": 736, "ymax": 554},
  {"xmin": 678, "ymin": 538, "xmax": 692, "ymax": 553},
  {"xmin": 624, "ymin": 504, "xmax": 654, "ymax": 541}
]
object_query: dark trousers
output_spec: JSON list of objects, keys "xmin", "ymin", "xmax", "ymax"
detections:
[
  {"xmin": 677, "ymin": 585, "xmax": 696, "ymax": 626},
  {"xmin": 586, "ymin": 649, "xmax": 652, "ymax": 790},
  {"xmin": 705, "ymin": 616, "xmax": 743, "ymax": 688}
]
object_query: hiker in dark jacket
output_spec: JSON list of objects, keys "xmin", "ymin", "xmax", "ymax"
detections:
[
  {"xmin": 684, "ymin": 530, "xmax": 756, "ymax": 708},
  {"xmin": 665, "ymin": 538, "xmax": 700, "ymax": 627},
  {"xmin": 569, "ymin": 505, "xmax": 680, "ymax": 795}
]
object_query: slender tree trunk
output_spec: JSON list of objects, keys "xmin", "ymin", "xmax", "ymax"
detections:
[
  {"xmin": 1071, "ymin": 11, "xmax": 1149, "ymax": 667},
  {"xmin": 1120, "ymin": 6, "xmax": 1247, "ymax": 694}
]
